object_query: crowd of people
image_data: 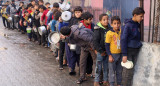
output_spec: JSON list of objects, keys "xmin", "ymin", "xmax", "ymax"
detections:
[{"xmin": 0, "ymin": 0, "xmax": 145, "ymax": 86}]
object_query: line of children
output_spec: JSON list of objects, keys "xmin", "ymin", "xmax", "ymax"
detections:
[{"xmin": 1, "ymin": 1, "xmax": 145, "ymax": 86}]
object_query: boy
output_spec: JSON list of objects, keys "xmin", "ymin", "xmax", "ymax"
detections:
[
  {"xmin": 22, "ymin": 10, "xmax": 32, "ymax": 41},
  {"xmin": 121, "ymin": 7, "xmax": 145, "ymax": 86},
  {"xmin": 69, "ymin": 6, "xmax": 83, "ymax": 27},
  {"xmin": 66, "ymin": 6, "xmax": 83, "ymax": 76},
  {"xmin": 105, "ymin": 16, "xmax": 122, "ymax": 86},
  {"xmin": 1, "ymin": 4, "xmax": 7, "ymax": 28},
  {"xmin": 47, "ymin": 2, "xmax": 59, "ymax": 24},
  {"xmin": 94, "ymin": 14, "xmax": 112, "ymax": 86}
]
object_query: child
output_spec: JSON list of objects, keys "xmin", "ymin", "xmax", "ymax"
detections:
[
  {"xmin": 94, "ymin": 14, "xmax": 112, "ymax": 86},
  {"xmin": 1, "ymin": 4, "xmax": 7, "ymax": 28},
  {"xmin": 64, "ymin": 6, "xmax": 83, "ymax": 76},
  {"xmin": 121, "ymin": 7, "xmax": 145, "ymax": 86},
  {"xmin": 105, "ymin": 16, "xmax": 122, "ymax": 86},
  {"xmin": 76, "ymin": 12, "xmax": 96, "ymax": 84},
  {"xmin": 22, "ymin": 10, "xmax": 32, "ymax": 41},
  {"xmin": 69, "ymin": 6, "xmax": 83, "ymax": 27},
  {"xmin": 32, "ymin": 4, "xmax": 40, "ymax": 42}
]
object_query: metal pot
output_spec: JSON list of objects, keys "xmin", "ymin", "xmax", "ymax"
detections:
[
  {"xmin": 7, "ymin": 17, "xmax": 12, "ymax": 23},
  {"xmin": 61, "ymin": 11, "xmax": 72, "ymax": 22},
  {"xmin": 38, "ymin": 26, "xmax": 46, "ymax": 35},
  {"xmin": 14, "ymin": 14, "xmax": 19, "ymax": 22},
  {"xmin": 69, "ymin": 44, "xmax": 76, "ymax": 51},
  {"xmin": 48, "ymin": 31, "xmax": 60, "ymax": 44}
]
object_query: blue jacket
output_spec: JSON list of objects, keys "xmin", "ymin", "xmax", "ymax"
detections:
[
  {"xmin": 47, "ymin": 13, "xmax": 53, "ymax": 25},
  {"xmin": 58, "ymin": 22, "xmax": 69, "ymax": 32},
  {"xmin": 50, "ymin": 19, "xmax": 57, "ymax": 32},
  {"xmin": 121, "ymin": 19, "xmax": 142, "ymax": 56}
]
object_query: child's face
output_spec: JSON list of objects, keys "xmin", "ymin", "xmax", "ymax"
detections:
[
  {"xmin": 39, "ymin": 8, "xmax": 43, "ymax": 12},
  {"xmin": 45, "ymin": 4, "xmax": 50, "ymax": 9},
  {"xmin": 100, "ymin": 16, "xmax": 109, "ymax": 27},
  {"xmin": 34, "ymin": 5, "xmax": 38, "ymax": 10},
  {"xmin": 84, "ymin": 18, "xmax": 92, "ymax": 25},
  {"xmin": 74, "ymin": 11, "xmax": 82, "ymax": 18},
  {"xmin": 111, "ymin": 20, "xmax": 121, "ymax": 31},
  {"xmin": 28, "ymin": 7, "xmax": 32, "ymax": 10},
  {"xmin": 20, "ymin": 3, "xmax": 23, "ymax": 7},
  {"xmin": 31, "ymin": 1, "xmax": 36, "ymax": 6},
  {"xmin": 134, "ymin": 14, "xmax": 144, "ymax": 23},
  {"xmin": 39, "ymin": 2, "xmax": 43, "ymax": 5},
  {"xmin": 58, "ymin": 17, "xmax": 63, "ymax": 22},
  {"xmin": 25, "ymin": 12, "xmax": 29, "ymax": 16},
  {"xmin": 32, "ymin": 8, "xmax": 35, "ymax": 12}
]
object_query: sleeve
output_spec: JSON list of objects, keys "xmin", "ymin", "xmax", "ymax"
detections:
[
  {"xmin": 93, "ymin": 29, "xmax": 104, "ymax": 54},
  {"xmin": 121, "ymin": 25, "xmax": 130, "ymax": 56},
  {"xmin": 105, "ymin": 31, "xmax": 112, "ymax": 55},
  {"xmin": 105, "ymin": 43, "xmax": 111, "ymax": 55},
  {"xmin": 47, "ymin": 13, "xmax": 52, "ymax": 25},
  {"xmin": 58, "ymin": 22, "xmax": 63, "ymax": 32},
  {"xmin": 41, "ymin": 11, "xmax": 45, "ymax": 21}
]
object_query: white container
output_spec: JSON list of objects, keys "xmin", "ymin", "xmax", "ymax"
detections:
[
  {"xmin": 121, "ymin": 60, "xmax": 134, "ymax": 69},
  {"xmin": 38, "ymin": 26, "xmax": 46, "ymax": 35},
  {"xmin": 70, "ymin": 44, "xmax": 76, "ymax": 51}
]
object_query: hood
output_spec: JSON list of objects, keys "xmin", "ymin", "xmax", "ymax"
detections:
[
  {"xmin": 97, "ymin": 22, "xmax": 112, "ymax": 30},
  {"xmin": 97, "ymin": 22, "xmax": 106, "ymax": 29},
  {"xmin": 124, "ymin": 18, "xmax": 140, "ymax": 25}
]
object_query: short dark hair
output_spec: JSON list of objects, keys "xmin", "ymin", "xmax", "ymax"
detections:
[
  {"xmin": 27, "ymin": 4, "xmax": 33, "ymax": 8},
  {"xmin": 111, "ymin": 16, "xmax": 121, "ymax": 24},
  {"xmin": 24, "ymin": 10, "xmax": 28, "ymax": 13},
  {"xmin": 74, "ymin": 6, "xmax": 83, "ymax": 12},
  {"xmin": 39, "ymin": 0, "xmax": 44, "ymax": 3},
  {"xmin": 20, "ymin": 1, "xmax": 24, "ymax": 4},
  {"xmin": 99, "ymin": 14, "xmax": 108, "ymax": 21},
  {"xmin": 82, "ymin": 12, "xmax": 93, "ymax": 20},
  {"xmin": 31, "ymin": 0, "xmax": 35, "ymax": 2},
  {"xmin": 39, "ymin": 5, "xmax": 45, "ymax": 10},
  {"xmin": 45, "ymin": 2, "xmax": 50, "ymax": 5},
  {"xmin": 54, "ymin": 11, "xmax": 61, "ymax": 20},
  {"xmin": 53, "ymin": 2, "xmax": 59, "ymax": 8},
  {"xmin": 132, "ymin": 7, "xmax": 145, "ymax": 16},
  {"xmin": 60, "ymin": 26, "xmax": 71, "ymax": 36}
]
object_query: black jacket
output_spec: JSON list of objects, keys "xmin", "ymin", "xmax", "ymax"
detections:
[
  {"xmin": 93, "ymin": 22, "xmax": 112, "ymax": 54},
  {"xmin": 69, "ymin": 17, "xmax": 82, "ymax": 27}
]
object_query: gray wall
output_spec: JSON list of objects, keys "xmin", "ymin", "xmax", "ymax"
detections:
[{"xmin": 133, "ymin": 42, "xmax": 160, "ymax": 86}]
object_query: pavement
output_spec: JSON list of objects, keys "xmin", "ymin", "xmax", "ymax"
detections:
[{"xmin": 0, "ymin": 17, "xmax": 94, "ymax": 86}]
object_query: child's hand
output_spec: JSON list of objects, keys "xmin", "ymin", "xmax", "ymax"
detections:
[
  {"xmin": 95, "ymin": 50, "xmax": 97, "ymax": 54},
  {"xmin": 109, "ymin": 55, "xmax": 114, "ymax": 63},
  {"xmin": 101, "ymin": 51, "xmax": 106, "ymax": 56},
  {"xmin": 122, "ymin": 56, "xmax": 127, "ymax": 63},
  {"xmin": 60, "ymin": 34, "xmax": 66, "ymax": 39}
]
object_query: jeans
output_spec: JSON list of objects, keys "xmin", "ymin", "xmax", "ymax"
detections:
[
  {"xmin": 59, "ymin": 40, "xmax": 65, "ymax": 67},
  {"xmin": 109, "ymin": 54, "xmax": 122, "ymax": 85},
  {"xmin": 94, "ymin": 52, "xmax": 108, "ymax": 82},
  {"xmin": 122, "ymin": 48, "xmax": 140, "ymax": 86},
  {"xmin": 2, "ymin": 17, "xmax": 7, "ymax": 27}
]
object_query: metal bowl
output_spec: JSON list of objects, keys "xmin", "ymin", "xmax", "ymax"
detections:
[
  {"xmin": 48, "ymin": 31, "xmax": 60, "ymax": 44},
  {"xmin": 38, "ymin": 26, "xmax": 46, "ymax": 35},
  {"xmin": 7, "ymin": 17, "xmax": 12, "ymax": 23}
]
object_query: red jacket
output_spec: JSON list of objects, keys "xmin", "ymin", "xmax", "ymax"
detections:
[{"xmin": 41, "ymin": 9, "xmax": 49, "ymax": 25}]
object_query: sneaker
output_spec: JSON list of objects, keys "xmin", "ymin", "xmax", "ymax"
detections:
[
  {"xmin": 59, "ymin": 66, "xmax": 63, "ymax": 70},
  {"xmin": 69, "ymin": 71, "xmax": 76, "ymax": 75}
]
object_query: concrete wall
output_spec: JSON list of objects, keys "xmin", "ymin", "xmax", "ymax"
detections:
[{"xmin": 133, "ymin": 42, "xmax": 160, "ymax": 86}]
